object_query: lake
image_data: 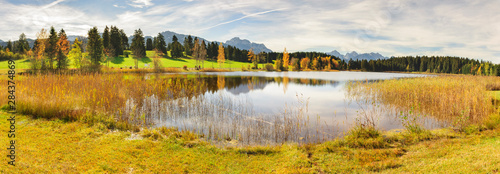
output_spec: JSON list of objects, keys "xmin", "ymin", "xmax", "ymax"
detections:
[{"xmin": 140, "ymin": 71, "xmax": 439, "ymax": 145}]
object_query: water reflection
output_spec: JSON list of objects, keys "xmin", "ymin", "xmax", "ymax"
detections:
[{"xmin": 136, "ymin": 72, "xmax": 438, "ymax": 145}]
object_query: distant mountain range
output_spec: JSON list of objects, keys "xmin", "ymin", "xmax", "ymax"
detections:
[
  {"xmin": 327, "ymin": 50, "xmax": 388, "ymax": 61},
  {"xmin": 131, "ymin": 31, "xmax": 273, "ymax": 53},
  {"xmin": 224, "ymin": 37, "xmax": 272, "ymax": 53}
]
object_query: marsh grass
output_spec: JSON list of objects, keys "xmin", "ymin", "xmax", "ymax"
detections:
[
  {"xmin": 347, "ymin": 75, "xmax": 499, "ymax": 133},
  {"xmin": 134, "ymin": 91, "xmax": 332, "ymax": 145},
  {"xmin": 2, "ymin": 73, "xmax": 206, "ymax": 130}
]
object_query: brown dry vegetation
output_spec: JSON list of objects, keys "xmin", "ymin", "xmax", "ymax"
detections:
[
  {"xmin": 348, "ymin": 75, "xmax": 499, "ymax": 130},
  {"xmin": 1, "ymin": 73, "xmax": 207, "ymax": 130}
]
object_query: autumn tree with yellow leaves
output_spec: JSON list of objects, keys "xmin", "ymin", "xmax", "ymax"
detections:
[
  {"xmin": 68, "ymin": 38, "xmax": 86, "ymax": 69},
  {"xmin": 32, "ymin": 28, "xmax": 48, "ymax": 70},
  {"xmin": 282, "ymin": 48, "xmax": 289, "ymax": 71},
  {"xmin": 248, "ymin": 49, "xmax": 257, "ymax": 69},
  {"xmin": 217, "ymin": 43, "xmax": 225, "ymax": 68}
]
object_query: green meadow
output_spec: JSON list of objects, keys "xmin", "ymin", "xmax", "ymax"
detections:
[{"xmin": 0, "ymin": 50, "xmax": 258, "ymax": 70}]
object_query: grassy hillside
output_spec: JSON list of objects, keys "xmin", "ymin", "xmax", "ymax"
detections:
[{"xmin": 0, "ymin": 51, "xmax": 258, "ymax": 70}]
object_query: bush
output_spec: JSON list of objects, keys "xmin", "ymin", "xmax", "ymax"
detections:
[
  {"xmin": 153, "ymin": 58, "xmax": 163, "ymax": 72},
  {"xmin": 345, "ymin": 125, "xmax": 387, "ymax": 149},
  {"xmin": 123, "ymin": 51, "xmax": 131, "ymax": 58},
  {"xmin": 0, "ymin": 50, "xmax": 25, "ymax": 61},
  {"xmin": 274, "ymin": 59, "xmax": 283, "ymax": 71},
  {"xmin": 264, "ymin": 63, "xmax": 274, "ymax": 71},
  {"xmin": 484, "ymin": 113, "xmax": 500, "ymax": 130},
  {"xmin": 183, "ymin": 65, "xmax": 188, "ymax": 71},
  {"xmin": 291, "ymin": 58, "xmax": 300, "ymax": 71}
]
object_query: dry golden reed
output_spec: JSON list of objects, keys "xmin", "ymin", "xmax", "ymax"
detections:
[
  {"xmin": 6, "ymin": 73, "xmax": 206, "ymax": 127},
  {"xmin": 349, "ymin": 75, "xmax": 499, "ymax": 126}
]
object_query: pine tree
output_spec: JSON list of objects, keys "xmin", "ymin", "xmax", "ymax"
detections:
[
  {"xmin": 131, "ymin": 29, "xmax": 146, "ymax": 69},
  {"xmin": 46, "ymin": 26, "xmax": 59, "ymax": 70},
  {"xmin": 87, "ymin": 27, "xmax": 103, "ymax": 69},
  {"xmin": 6, "ymin": 40, "xmax": 12, "ymax": 52},
  {"xmin": 56, "ymin": 29, "xmax": 70, "ymax": 69},
  {"xmin": 103, "ymin": 26, "xmax": 110, "ymax": 50},
  {"xmin": 154, "ymin": 33, "xmax": 167, "ymax": 54},
  {"xmin": 146, "ymin": 38, "xmax": 153, "ymax": 50},
  {"xmin": 170, "ymin": 35, "xmax": 183, "ymax": 58},
  {"xmin": 183, "ymin": 36, "xmax": 193, "ymax": 56},
  {"xmin": 120, "ymin": 29, "xmax": 129, "ymax": 50},
  {"xmin": 110, "ymin": 26, "xmax": 123, "ymax": 56},
  {"xmin": 17, "ymin": 33, "xmax": 29, "ymax": 54}
]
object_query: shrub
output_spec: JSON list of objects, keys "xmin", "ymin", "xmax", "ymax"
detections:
[
  {"xmin": 152, "ymin": 58, "xmax": 163, "ymax": 72},
  {"xmin": 183, "ymin": 65, "xmax": 188, "ymax": 71},
  {"xmin": 291, "ymin": 58, "xmax": 300, "ymax": 71},
  {"xmin": 274, "ymin": 59, "xmax": 283, "ymax": 71},
  {"xmin": 264, "ymin": 63, "xmax": 274, "ymax": 71},
  {"xmin": 0, "ymin": 50, "xmax": 25, "ymax": 61},
  {"xmin": 484, "ymin": 113, "xmax": 500, "ymax": 130},
  {"xmin": 123, "ymin": 51, "xmax": 131, "ymax": 58},
  {"xmin": 345, "ymin": 125, "xmax": 386, "ymax": 149},
  {"xmin": 300, "ymin": 58, "xmax": 310, "ymax": 70}
]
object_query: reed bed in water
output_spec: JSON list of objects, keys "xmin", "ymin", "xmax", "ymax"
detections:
[
  {"xmin": 122, "ymin": 91, "xmax": 334, "ymax": 145},
  {"xmin": 347, "ymin": 75, "xmax": 499, "ymax": 128},
  {"xmin": 1, "ymin": 73, "xmax": 333, "ymax": 145},
  {"xmin": 7, "ymin": 74, "xmax": 206, "ymax": 129}
]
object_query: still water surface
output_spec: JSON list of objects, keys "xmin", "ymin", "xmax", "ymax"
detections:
[{"xmin": 148, "ymin": 71, "xmax": 439, "ymax": 144}]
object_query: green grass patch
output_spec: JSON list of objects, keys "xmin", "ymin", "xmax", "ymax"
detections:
[
  {"xmin": 491, "ymin": 91, "xmax": 500, "ymax": 100},
  {"xmin": 0, "ymin": 51, "xmax": 262, "ymax": 70}
]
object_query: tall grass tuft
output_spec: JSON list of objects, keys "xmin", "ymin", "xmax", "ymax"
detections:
[{"xmin": 348, "ymin": 75, "xmax": 499, "ymax": 131}]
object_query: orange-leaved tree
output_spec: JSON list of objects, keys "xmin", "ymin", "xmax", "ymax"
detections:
[
  {"xmin": 33, "ymin": 28, "xmax": 48, "ymax": 70},
  {"xmin": 56, "ymin": 29, "xmax": 70, "ymax": 69},
  {"xmin": 282, "ymin": 47, "xmax": 289, "ymax": 71},
  {"xmin": 217, "ymin": 43, "xmax": 225, "ymax": 68},
  {"xmin": 247, "ymin": 49, "xmax": 257, "ymax": 69}
]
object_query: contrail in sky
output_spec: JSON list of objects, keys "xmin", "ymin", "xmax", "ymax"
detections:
[{"xmin": 200, "ymin": 8, "xmax": 287, "ymax": 31}]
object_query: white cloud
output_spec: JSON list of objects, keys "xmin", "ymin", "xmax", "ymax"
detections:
[
  {"xmin": 113, "ymin": 4, "xmax": 125, "ymax": 8},
  {"xmin": 0, "ymin": 0, "xmax": 89, "ymax": 40},
  {"xmin": 128, "ymin": 0, "xmax": 154, "ymax": 8}
]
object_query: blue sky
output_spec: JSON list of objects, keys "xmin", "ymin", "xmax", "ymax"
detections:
[{"xmin": 0, "ymin": 0, "xmax": 499, "ymax": 63}]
